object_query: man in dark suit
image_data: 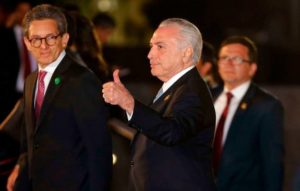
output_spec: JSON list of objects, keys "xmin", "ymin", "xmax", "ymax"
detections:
[
  {"xmin": 212, "ymin": 36, "xmax": 284, "ymax": 191},
  {"xmin": 6, "ymin": 4, "xmax": 112, "ymax": 191},
  {"xmin": 103, "ymin": 18, "xmax": 216, "ymax": 191}
]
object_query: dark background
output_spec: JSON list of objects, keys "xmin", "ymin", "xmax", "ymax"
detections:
[
  {"xmin": 1, "ymin": 0, "xmax": 299, "ymax": 85},
  {"xmin": 0, "ymin": 1, "xmax": 299, "ymax": 191}
]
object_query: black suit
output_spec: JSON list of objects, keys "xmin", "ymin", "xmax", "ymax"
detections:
[
  {"xmin": 212, "ymin": 83, "xmax": 284, "ymax": 191},
  {"xmin": 128, "ymin": 68, "xmax": 216, "ymax": 191},
  {"xmin": 16, "ymin": 53, "xmax": 112, "ymax": 191}
]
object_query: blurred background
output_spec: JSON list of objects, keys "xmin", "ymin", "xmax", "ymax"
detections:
[
  {"xmin": 1, "ymin": 0, "xmax": 299, "ymax": 84},
  {"xmin": 0, "ymin": 0, "xmax": 299, "ymax": 191}
]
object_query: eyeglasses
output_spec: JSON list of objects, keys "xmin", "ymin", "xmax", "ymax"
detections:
[
  {"xmin": 28, "ymin": 33, "xmax": 62, "ymax": 48},
  {"xmin": 218, "ymin": 56, "xmax": 251, "ymax": 65}
]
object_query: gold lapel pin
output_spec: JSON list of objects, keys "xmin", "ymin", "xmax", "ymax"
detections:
[
  {"xmin": 240, "ymin": 102, "xmax": 247, "ymax": 110},
  {"xmin": 164, "ymin": 95, "xmax": 171, "ymax": 101}
]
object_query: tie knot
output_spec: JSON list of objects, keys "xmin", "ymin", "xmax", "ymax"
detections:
[
  {"xmin": 225, "ymin": 92, "xmax": 233, "ymax": 105},
  {"xmin": 226, "ymin": 92, "xmax": 233, "ymax": 101},
  {"xmin": 38, "ymin": 70, "xmax": 47, "ymax": 80}
]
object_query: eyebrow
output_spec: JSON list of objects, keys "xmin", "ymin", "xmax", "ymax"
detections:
[{"xmin": 29, "ymin": 33, "xmax": 58, "ymax": 38}]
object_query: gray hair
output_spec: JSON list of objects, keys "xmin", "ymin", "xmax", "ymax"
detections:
[
  {"xmin": 22, "ymin": 4, "xmax": 67, "ymax": 37},
  {"xmin": 159, "ymin": 18, "xmax": 203, "ymax": 65}
]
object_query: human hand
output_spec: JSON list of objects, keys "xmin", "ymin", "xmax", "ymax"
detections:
[
  {"xmin": 102, "ymin": 69, "xmax": 134, "ymax": 114},
  {"xmin": 6, "ymin": 164, "xmax": 20, "ymax": 191}
]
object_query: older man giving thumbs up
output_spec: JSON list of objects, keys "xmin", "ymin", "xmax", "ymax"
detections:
[{"xmin": 102, "ymin": 18, "xmax": 216, "ymax": 191}]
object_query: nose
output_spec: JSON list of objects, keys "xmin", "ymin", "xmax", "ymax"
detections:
[
  {"xmin": 40, "ymin": 39, "xmax": 48, "ymax": 49},
  {"xmin": 147, "ymin": 47, "xmax": 154, "ymax": 60},
  {"xmin": 227, "ymin": 57, "xmax": 235, "ymax": 64}
]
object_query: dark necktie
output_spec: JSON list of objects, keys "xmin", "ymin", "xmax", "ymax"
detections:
[
  {"xmin": 35, "ymin": 71, "xmax": 47, "ymax": 119},
  {"xmin": 213, "ymin": 92, "xmax": 233, "ymax": 174},
  {"xmin": 22, "ymin": 40, "xmax": 31, "ymax": 79}
]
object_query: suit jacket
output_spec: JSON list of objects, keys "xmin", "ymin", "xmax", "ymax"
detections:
[
  {"xmin": 128, "ymin": 68, "xmax": 216, "ymax": 191},
  {"xmin": 16, "ymin": 53, "xmax": 112, "ymax": 191},
  {"xmin": 212, "ymin": 83, "xmax": 284, "ymax": 191}
]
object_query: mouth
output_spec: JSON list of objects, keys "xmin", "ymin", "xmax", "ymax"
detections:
[
  {"xmin": 150, "ymin": 61, "xmax": 159, "ymax": 68},
  {"xmin": 40, "ymin": 51, "xmax": 51, "ymax": 57}
]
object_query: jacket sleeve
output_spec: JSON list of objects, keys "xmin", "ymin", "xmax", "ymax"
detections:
[
  {"xmin": 259, "ymin": 99, "xmax": 284, "ymax": 191},
  {"xmin": 72, "ymin": 72, "xmax": 112, "ymax": 191}
]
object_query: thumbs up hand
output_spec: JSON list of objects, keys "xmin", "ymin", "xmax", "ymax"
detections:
[
  {"xmin": 102, "ymin": 69, "xmax": 134, "ymax": 114},
  {"xmin": 112, "ymin": 69, "xmax": 121, "ymax": 84}
]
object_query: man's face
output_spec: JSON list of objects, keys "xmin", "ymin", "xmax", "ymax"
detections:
[
  {"xmin": 24, "ymin": 19, "xmax": 69, "ymax": 68},
  {"xmin": 147, "ymin": 25, "xmax": 188, "ymax": 82},
  {"xmin": 218, "ymin": 43, "xmax": 257, "ymax": 89}
]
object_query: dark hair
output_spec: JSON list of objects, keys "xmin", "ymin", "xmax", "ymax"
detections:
[
  {"xmin": 69, "ymin": 12, "xmax": 109, "ymax": 81},
  {"xmin": 219, "ymin": 35, "xmax": 258, "ymax": 63},
  {"xmin": 202, "ymin": 41, "xmax": 217, "ymax": 65},
  {"xmin": 92, "ymin": 12, "xmax": 115, "ymax": 29},
  {"xmin": 63, "ymin": 10, "xmax": 76, "ymax": 46},
  {"xmin": 201, "ymin": 41, "xmax": 221, "ymax": 86},
  {"xmin": 22, "ymin": 4, "xmax": 67, "ymax": 37}
]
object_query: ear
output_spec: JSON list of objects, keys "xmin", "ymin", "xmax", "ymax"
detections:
[
  {"xmin": 61, "ymin": 33, "xmax": 69, "ymax": 48},
  {"xmin": 182, "ymin": 46, "xmax": 193, "ymax": 64},
  {"xmin": 249, "ymin": 62, "xmax": 257, "ymax": 77},
  {"xmin": 23, "ymin": 37, "xmax": 31, "ymax": 52}
]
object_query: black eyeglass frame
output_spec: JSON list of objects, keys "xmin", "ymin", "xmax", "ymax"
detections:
[{"xmin": 27, "ymin": 33, "xmax": 62, "ymax": 48}]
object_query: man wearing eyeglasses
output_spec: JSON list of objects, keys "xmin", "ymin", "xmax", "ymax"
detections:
[
  {"xmin": 212, "ymin": 36, "xmax": 284, "ymax": 191},
  {"xmin": 6, "ymin": 4, "xmax": 112, "ymax": 191}
]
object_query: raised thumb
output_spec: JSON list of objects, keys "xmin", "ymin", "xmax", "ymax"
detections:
[{"xmin": 113, "ymin": 69, "xmax": 121, "ymax": 84}]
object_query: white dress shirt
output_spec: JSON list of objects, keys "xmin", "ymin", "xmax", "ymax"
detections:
[
  {"xmin": 34, "ymin": 51, "xmax": 66, "ymax": 105},
  {"xmin": 214, "ymin": 81, "xmax": 251, "ymax": 145}
]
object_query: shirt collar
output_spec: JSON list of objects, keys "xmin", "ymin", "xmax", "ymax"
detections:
[
  {"xmin": 162, "ymin": 65, "xmax": 195, "ymax": 93},
  {"xmin": 38, "ymin": 50, "xmax": 66, "ymax": 73},
  {"xmin": 224, "ymin": 80, "xmax": 251, "ymax": 100}
]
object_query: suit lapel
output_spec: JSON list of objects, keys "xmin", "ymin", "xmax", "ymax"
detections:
[
  {"xmin": 150, "ymin": 68, "xmax": 197, "ymax": 112},
  {"xmin": 24, "ymin": 71, "xmax": 38, "ymax": 133},
  {"xmin": 231, "ymin": 83, "xmax": 256, "ymax": 121},
  {"xmin": 35, "ymin": 55, "xmax": 72, "ymax": 132},
  {"xmin": 224, "ymin": 83, "xmax": 256, "ymax": 145},
  {"xmin": 151, "ymin": 89, "xmax": 173, "ymax": 112}
]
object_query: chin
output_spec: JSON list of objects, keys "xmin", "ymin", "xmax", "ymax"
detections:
[{"xmin": 150, "ymin": 69, "xmax": 157, "ymax": 76}]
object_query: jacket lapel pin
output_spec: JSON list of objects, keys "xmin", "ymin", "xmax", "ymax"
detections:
[
  {"xmin": 240, "ymin": 102, "xmax": 247, "ymax": 110},
  {"xmin": 164, "ymin": 94, "xmax": 171, "ymax": 101},
  {"xmin": 54, "ymin": 77, "xmax": 61, "ymax": 85}
]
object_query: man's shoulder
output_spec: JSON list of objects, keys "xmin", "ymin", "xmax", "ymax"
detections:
[
  {"xmin": 250, "ymin": 84, "xmax": 280, "ymax": 101},
  {"xmin": 63, "ymin": 53, "xmax": 93, "ymax": 74},
  {"xmin": 177, "ymin": 67, "xmax": 206, "ymax": 88},
  {"xmin": 57, "ymin": 53, "xmax": 100, "ymax": 86},
  {"xmin": 247, "ymin": 83, "xmax": 283, "ymax": 109}
]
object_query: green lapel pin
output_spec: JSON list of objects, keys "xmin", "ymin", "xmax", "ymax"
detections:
[{"xmin": 54, "ymin": 77, "xmax": 61, "ymax": 85}]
